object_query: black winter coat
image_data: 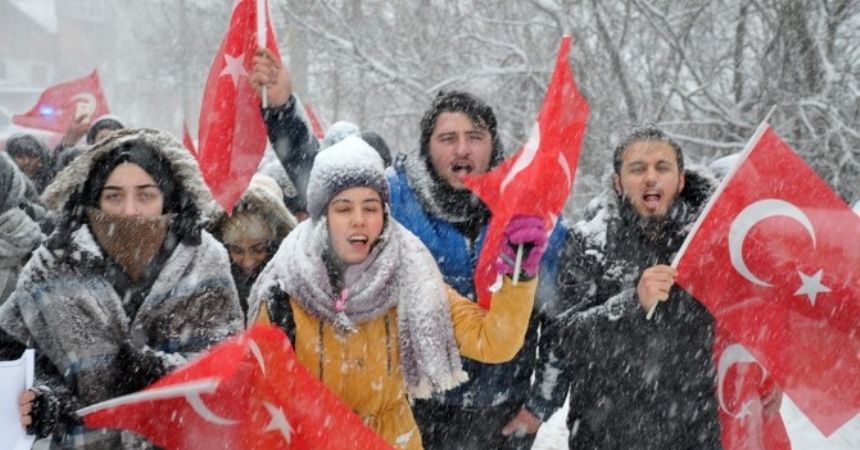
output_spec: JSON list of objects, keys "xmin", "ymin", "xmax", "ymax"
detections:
[{"xmin": 535, "ymin": 170, "xmax": 722, "ymax": 449}]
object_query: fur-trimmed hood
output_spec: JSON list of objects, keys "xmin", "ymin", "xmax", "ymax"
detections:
[
  {"xmin": 210, "ymin": 174, "xmax": 298, "ymax": 243},
  {"xmin": 42, "ymin": 128, "xmax": 218, "ymax": 217}
]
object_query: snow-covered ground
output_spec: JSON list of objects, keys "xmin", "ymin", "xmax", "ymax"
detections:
[{"xmin": 532, "ymin": 397, "xmax": 860, "ymax": 449}]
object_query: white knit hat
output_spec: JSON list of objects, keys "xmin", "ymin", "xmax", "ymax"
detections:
[{"xmin": 306, "ymin": 136, "xmax": 389, "ymax": 219}]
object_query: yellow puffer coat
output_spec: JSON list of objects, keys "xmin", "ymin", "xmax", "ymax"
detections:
[{"xmin": 259, "ymin": 277, "xmax": 536, "ymax": 449}]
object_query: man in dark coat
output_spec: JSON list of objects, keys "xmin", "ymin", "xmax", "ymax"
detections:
[{"xmin": 532, "ymin": 126, "xmax": 724, "ymax": 449}]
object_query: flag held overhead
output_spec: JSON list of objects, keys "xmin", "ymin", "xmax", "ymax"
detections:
[
  {"xmin": 197, "ymin": 0, "xmax": 280, "ymax": 213},
  {"xmin": 464, "ymin": 35, "xmax": 589, "ymax": 308}
]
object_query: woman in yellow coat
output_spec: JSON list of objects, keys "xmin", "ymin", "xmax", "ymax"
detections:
[{"xmin": 247, "ymin": 136, "xmax": 547, "ymax": 449}]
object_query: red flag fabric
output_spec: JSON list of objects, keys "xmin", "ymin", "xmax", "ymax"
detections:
[
  {"xmin": 79, "ymin": 325, "xmax": 392, "ymax": 450},
  {"xmin": 463, "ymin": 35, "xmax": 589, "ymax": 308},
  {"xmin": 713, "ymin": 325, "xmax": 791, "ymax": 450},
  {"xmin": 303, "ymin": 103, "xmax": 326, "ymax": 140},
  {"xmin": 12, "ymin": 70, "xmax": 110, "ymax": 133},
  {"xmin": 182, "ymin": 121, "xmax": 197, "ymax": 157},
  {"xmin": 197, "ymin": 0, "xmax": 280, "ymax": 212},
  {"xmin": 674, "ymin": 124, "xmax": 860, "ymax": 436}
]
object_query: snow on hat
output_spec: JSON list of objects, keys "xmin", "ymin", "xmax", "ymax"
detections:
[
  {"xmin": 306, "ymin": 135, "xmax": 389, "ymax": 220},
  {"xmin": 322, "ymin": 121, "xmax": 361, "ymax": 149}
]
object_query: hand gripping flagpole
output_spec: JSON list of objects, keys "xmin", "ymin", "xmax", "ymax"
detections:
[
  {"xmin": 257, "ymin": 0, "xmax": 268, "ymax": 109},
  {"xmin": 645, "ymin": 106, "xmax": 778, "ymax": 321},
  {"xmin": 512, "ymin": 244, "xmax": 524, "ymax": 285}
]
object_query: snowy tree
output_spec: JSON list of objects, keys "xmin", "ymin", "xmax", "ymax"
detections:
[{"xmin": 272, "ymin": 0, "xmax": 860, "ymax": 211}]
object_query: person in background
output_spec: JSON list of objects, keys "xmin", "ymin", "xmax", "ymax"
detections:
[
  {"xmin": 5, "ymin": 133, "xmax": 54, "ymax": 193},
  {"xmin": 1, "ymin": 128, "xmax": 242, "ymax": 448},
  {"xmin": 212, "ymin": 173, "xmax": 297, "ymax": 317},
  {"xmin": 250, "ymin": 48, "xmax": 567, "ymax": 450},
  {"xmin": 361, "ymin": 131, "xmax": 393, "ymax": 168},
  {"xmin": 0, "ymin": 152, "xmax": 44, "ymax": 304},
  {"xmin": 248, "ymin": 135, "xmax": 547, "ymax": 449},
  {"xmin": 55, "ymin": 114, "xmax": 125, "ymax": 153}
]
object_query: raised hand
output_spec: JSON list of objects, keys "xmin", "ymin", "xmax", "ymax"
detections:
[
  {"xmin": 249, "ymin": 47, "xmax": 292, "ymax": 108},
  {"xmin": 497, "ymin": 215, "xmax": 548, "ymax": 279}
]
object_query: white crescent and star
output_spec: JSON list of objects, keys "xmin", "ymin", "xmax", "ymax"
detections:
[
  {"xmin": 263, "ymin": 401, "xmax": 293, "ymax": 443},
  {"xmin": 221, "ymin": 53, "xmax": 248, "ymax": 88},
  {"xmin": 71, "ymin": 92, "xmax": 96, "ymax": 109},
  {"xmin": 727, "ymin": 198, "xmax": 831, "ymax": 305},
  {"xmin": 500, "ymin": 121, "xmax": 540, "ymax": 193},
  {"xmin": 716, "ymin": 343, "xmax": 767, "ymax": 419},
  {"xmin": 77, "ymin": 338, "xmax": 293, "ymax": 443}
]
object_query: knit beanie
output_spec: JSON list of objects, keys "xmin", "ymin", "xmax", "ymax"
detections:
[
  {"xmin": 306, "ymin": 136, "xmax": 389, "ymax": 220},
  {"xmin": 321, "ymin": 121, "xmax": 361, "ymax": 149}
]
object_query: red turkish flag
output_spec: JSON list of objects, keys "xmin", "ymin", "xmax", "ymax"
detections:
[
  {"xmin": 197, "ymin": 0, "xmax": 280, "ymax": 212},
  {"xmin": 303, "ymin": 103, "xmax": 326, "ymax": 140},
  {"xmin": 182, "ymin": 121, "xmax": 197, "ymax": 157},
  {"xmin": 713, "ymin": 325, "xmax": 791, "ymax": 450},
  {"xmin": 79, "ymin": 325, "xmax": 391, "ymax": 449},
  {"xmin": 12, "ymin": 70, "xmax": 110, "ymax": 133},
  {"xmin": 674, "ymin": 124, "xmax": 860, "ymax": 436},
  {"xmin": 463, "ymin": 35, "xmax": 589, "ymax": 307}
]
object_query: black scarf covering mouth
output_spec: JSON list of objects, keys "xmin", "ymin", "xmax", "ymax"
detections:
[{"xmin": 86, "ymin": 208, "xmax": 172, "ymax": 281}]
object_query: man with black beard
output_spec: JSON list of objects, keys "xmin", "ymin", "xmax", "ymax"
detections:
[
  {"xmin": 250, "ymin": 49, "xmax": 567, "ymax": 449},
  {"xmin": 530, "ymin": 127, "xmax": 726, "ymax": 449}
]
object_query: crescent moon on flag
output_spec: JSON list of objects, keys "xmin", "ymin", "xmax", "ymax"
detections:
[
  {"xmin": 558, "ymin": 153, "xmax": 572, "ymax": 191},
  {"xmin": 727, "ymin": 199, "xmax": 816, "ymax": 287},
  {"xmin": 186, "ymin": 389, "xmax": 240, "ymax": 425},
  {"xmin": 716, "ymin": 343, "xmax": 768, "ymax": 418},
  {"xmin": 249, "ymin": 339, "xmax": 267, "ymax": 375},
  {"xmin": 71, "ymin": 92, "xmax": 96, "ymax": 108},
  {"xmin": 501, "ymin": 122, "xmax": 540, "ymax": 193},
  {"xmin": 76, "ymin": 378, "xmax": 239, "ymax": 425}
]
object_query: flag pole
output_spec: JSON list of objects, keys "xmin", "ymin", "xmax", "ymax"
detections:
[
  {"xmin": 257, "ymin": 0, "xmax": 268, "ymax": 109},
  {"xmin": 512, "ymin": 244, "xmax": 524, "ymax": 285},
  {"xmin": 645, "ymin": 105, "xmax": 778, "ymax": 321}
]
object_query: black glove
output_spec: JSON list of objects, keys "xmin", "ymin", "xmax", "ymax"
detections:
[
  {"xmin": 27, "ymin": 385, "xmax": 78, "ymax": 439},
  {"xmin": 115, "ymin": 340, "xmax": 169, "ymax": 394}
]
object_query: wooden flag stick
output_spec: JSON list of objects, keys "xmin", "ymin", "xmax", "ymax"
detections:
[{"xmin": 512, "ymin": 244, "xmax": 524, "ymax": 285}]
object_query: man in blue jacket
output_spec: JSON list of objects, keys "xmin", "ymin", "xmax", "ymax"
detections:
[{"xmin": 251, "ymin": 49, "xmax": 566, "ymax": 450}]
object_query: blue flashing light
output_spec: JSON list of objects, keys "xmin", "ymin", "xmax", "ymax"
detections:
[{"xmin": 39, "ymin": 106, "xmax": 56, "ymax": 116}]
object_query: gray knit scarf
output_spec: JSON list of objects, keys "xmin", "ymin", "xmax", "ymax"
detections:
[
  {"xmin": 248, "ymin": 217, "xmax": 468, "ymax": 398},
  {"xmin": 399, "ymin": 151, "xmax": 490, "ymax": 225}
]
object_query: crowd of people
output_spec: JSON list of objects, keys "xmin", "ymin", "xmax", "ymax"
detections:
[{"xmin": 0, "ymin": 45, "xmax": 785, "ymax": 450}]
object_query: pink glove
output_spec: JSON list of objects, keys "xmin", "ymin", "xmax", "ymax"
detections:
[{"xmin": 496, "ymin": 215, "xmax": 548, "ymax": 278}]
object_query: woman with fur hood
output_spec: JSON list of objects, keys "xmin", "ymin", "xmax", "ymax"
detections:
[
  {"xmin": 248, "ymin": 136, "xmax": 547, "ymax": 450},
  {"xmin": 0, "ymin": 128, "xmax": 243, "ymax": 449},
  {"xmin": 212, "ymin": 173, "xmax": 297, "ymax": 317}
]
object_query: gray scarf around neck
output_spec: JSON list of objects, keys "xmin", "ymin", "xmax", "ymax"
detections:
[{"xmin": 248, "ymin": 217, "xmax": 468, "ymax": 398}]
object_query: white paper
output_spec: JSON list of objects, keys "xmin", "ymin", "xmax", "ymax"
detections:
[{"xmin": 0, "ymin": 349, "xmax": 35, "ymax": 450}]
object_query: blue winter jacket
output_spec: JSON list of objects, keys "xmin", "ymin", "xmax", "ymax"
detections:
[{"xmin": 388, "ymin": 165, "xmax": 566, "ymax": 411}]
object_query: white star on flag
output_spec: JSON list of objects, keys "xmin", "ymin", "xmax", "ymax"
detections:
[
  {"xmin": 220, "ymin": 53, "xmax": 247, "ymax": 88},
  {"xmin": 263, "ymin": 401, "xmax": 292, "ymax": 443},
  {"xmin": 793, "ymin": 269, "xmax": 831, "ymax": 306}
]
